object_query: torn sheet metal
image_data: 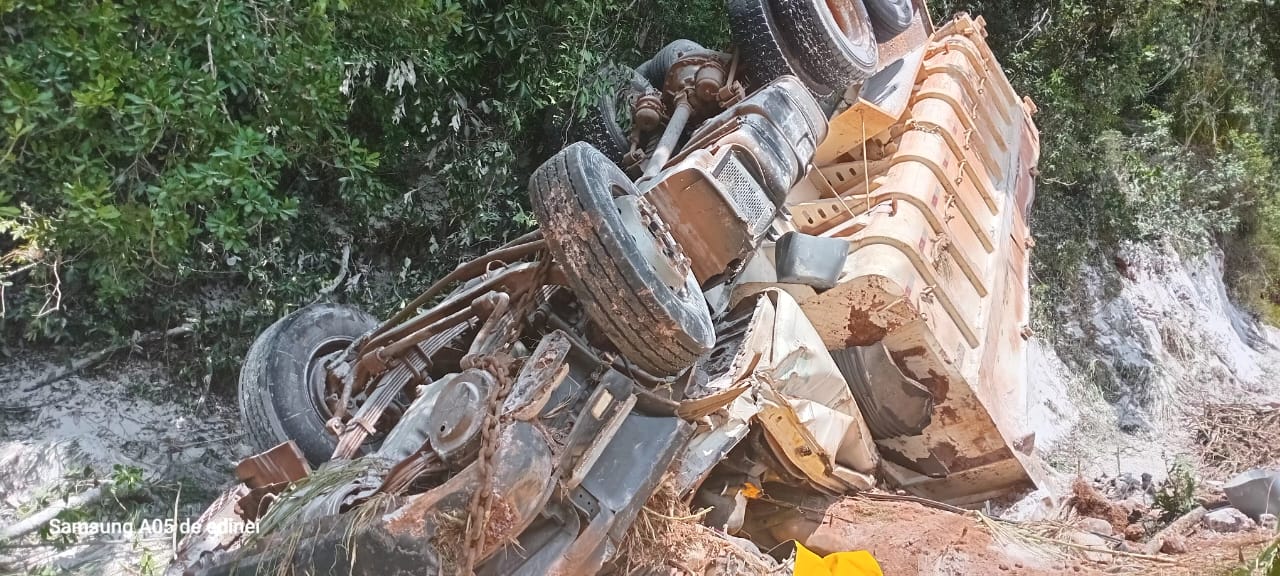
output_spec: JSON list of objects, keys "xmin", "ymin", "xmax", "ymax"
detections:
[
  {"xmin": 235, "ymin": 441, "xmax": 310, "ymax": 489},
  {"xmin": 681, "ymin": 288, "xmax": 879, "ymax": 495}
]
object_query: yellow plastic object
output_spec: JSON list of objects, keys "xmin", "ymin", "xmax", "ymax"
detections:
[{"xmin": 793, "ymin": 542, "xmax": 883, "ymax": 576}]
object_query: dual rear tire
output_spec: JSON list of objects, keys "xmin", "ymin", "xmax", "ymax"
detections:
[{"xmin": 729, "ymin": 0, "xmax": 915, "ymax": 95}]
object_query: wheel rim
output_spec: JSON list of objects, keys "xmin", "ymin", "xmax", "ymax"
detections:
[
  {"xmin": 307, "ymin": 337, "xmax": 352, "ymax": 421},
  {"xmin": 824, "ymin": 0, "xmax": 871, "ymax": 44},
  {"xmin": 613, "ymin": 194, "xmax": 693, "ymax": 297},
  {"xmin": 308, "ymin": 337, "xmax": 405, "ymax": 445}
]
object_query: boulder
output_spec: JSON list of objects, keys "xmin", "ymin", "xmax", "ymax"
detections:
[
  {"xmin": 1203, "ymin": 507, "xmax": 1255, "ymax": 533},
  {"xmin": 1224, "ymin": 470, "xmax": 1280, "ymax": 520}
]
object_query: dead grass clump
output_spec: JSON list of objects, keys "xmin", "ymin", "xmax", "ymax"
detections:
[
  {"xmin": 1195, "ymin": 403, "xmax": 1280, "ymax": 477},
  {"xmin": 431, "ymin": 509, "xmax": 467, "ymax": 573},
  {"xmin": 612, "ymin": 478, "xmax": 778, "ymax": 575},
  {"xmin": 1192, "ymin": 399, "xmax": 1274, "ymax": 476}
]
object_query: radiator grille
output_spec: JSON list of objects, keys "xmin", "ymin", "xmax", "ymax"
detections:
[{"xmin": 716, "ymin": 154, "xmax": 773, "ymax": 236}]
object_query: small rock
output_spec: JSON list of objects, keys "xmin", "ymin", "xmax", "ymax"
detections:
[
  {"xmin": 1124, "ymin": 523, "xmax": 1146, "ymax": 541},
  {"xmin": 1079, "ymin": 516, "xmax": 1115, "ymax": 536},
  {"xmin": 1067, "ymin": 530, "xmax": 1111, "ymax": 563},
  {"xmin": 998, "ymin": 563, "xmax": 1010, "ymax": 571},
  {"xmin": 1204, "ymin": 507, "xmax": 1256, "ymax": 533},
  {"xmin": 1260, "ymin": 513, "xmax": 1278, "ymax": 531},
  {"xmin": 1160, "ymin": 535, "xmax": 1188, "ymax": 554}
]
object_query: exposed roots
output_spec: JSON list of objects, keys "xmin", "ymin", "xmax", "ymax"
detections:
[{"xmin": 1070, "ymin": 477, "xmax": 1134, "ymax": 532}]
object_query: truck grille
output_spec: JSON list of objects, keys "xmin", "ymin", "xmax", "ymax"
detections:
[{"xmin": 715, "ymin": 154, "xmax": 773, "ymax": 237}]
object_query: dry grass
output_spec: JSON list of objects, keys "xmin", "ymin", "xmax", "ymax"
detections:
[
  {"xmin": 1195, "ymin": 403, "xmax": 1280, "ymax": 478},
  {"xmin": 430, "ymin": 508, "xmax": 467, "ymax": 573},
  {"xmin": 611, "ymin": 478, "xmax": 780, "ymax": 575}
]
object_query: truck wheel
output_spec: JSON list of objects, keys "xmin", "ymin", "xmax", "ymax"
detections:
[
  {"xmin": 637, "ymin": 39, "xmax": 706, "ymax": 87},
  {"xmin": 530, "ymin": 142, "xmax": 715, "ymax": 377},
  {"xmin": 772, "ymin": 0, "xmax": 879, "ymax": 88},
  {"xmin": 239, "ymin": 303, "xmax": 377, "ymax": 465},
  {"xmin": 727, "ymin": 0, "xmax": 833, "ymax": 97},
  {"xmin": 570, "ymin": 66, "xmax": 655, "ymax": 165},
  {"xmin": 864, "ymin": 0, "xmax": 914, "ymax": 39}
]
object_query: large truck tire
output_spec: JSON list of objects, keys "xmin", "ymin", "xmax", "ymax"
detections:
[
  {"xmin": 530, "ymin": 142, "xmax": 715, "ymax": 377},
  {"xmin": 772, "ymin": 0, "xmax": 879, "ymax": 88},
  {"xmin": 568, "ymin": 66, "xmax": 655, "ymax": 165},
  {"xmin": 238, "ymin": 303, "xmax": 377, "ymax": 465},
  {"xmin": 864, "ymin": 0, "xmax": 914, "ymax": 39},
  {"xmin": 726, "ymin": 0, "xmax": 833, "ymax": 97},
  {"xmin": 637, "ymin": 39, "xmax": 706, "ymax": 88}
]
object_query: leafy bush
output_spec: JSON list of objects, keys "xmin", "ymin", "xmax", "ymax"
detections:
[
  {"xmin": 0, "ymin": 0, "xmax": 729, "ymax": 347},
  {"xmin": 1153, "ymin": 460, "xmax": 1198, "ymax": 522}
]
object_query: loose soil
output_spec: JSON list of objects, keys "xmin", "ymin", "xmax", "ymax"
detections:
[{"xmin": 752, "ymin": 496, "xmax": 1277, "ymax": 576}]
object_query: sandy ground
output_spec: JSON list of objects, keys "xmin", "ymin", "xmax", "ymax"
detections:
[{"xmin": 0, "ymin": 351, "xmax": 248, "ymax": 574}]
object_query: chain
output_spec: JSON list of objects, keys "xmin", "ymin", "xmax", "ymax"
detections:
[
  {"xmin": 458, "ymin": 255, "xmax": 551, "ymax": 575},
  {"xmin": 458, "ymin": 354, "xmax": 512, "ymax": 575}
]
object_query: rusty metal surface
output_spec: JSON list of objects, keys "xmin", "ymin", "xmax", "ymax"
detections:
[
  {"xmin": 645, "ymin": 76, "xmax": 829, "ymax": 286},
  {"xmin": 504, "ymin": 330, "xmax": 573, "ymax": 421},
  {"xmin": 787, "ymin": 13, "xmax": 1044, "ymax": 505},
  {"xmin": 234, "ymin": 440, "xmax": 310, "ymax": 489},
  {"xmin": 645, "ymin": 152, "xmax": 758, "ymax": 283},
  {"xmin": 193, "ymin": 421, "xmax": 556, "ymax": 576},
  {"xmin": 818, "ymin": 48, "xmax": 926, "ymax": 165}
]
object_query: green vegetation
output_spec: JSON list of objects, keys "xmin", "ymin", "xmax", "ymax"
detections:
[
  {"xmin": 0, "ymin": 0, "xmax": 727, "ymax": 382},
  {"xmin": 1232, "ymin": 537, "xmax": 1280, "ymax": 576},
  {"xmin": 4, "ymin": 0, "xmax": 1280, "ymax": 376},
  {"xmin": 929, "ymin": 0, "xmax": 1280, "ymax": 326},
  {"xmin": 1152, "ymin": 459, "xmax": 1197, "ymax": 522}
]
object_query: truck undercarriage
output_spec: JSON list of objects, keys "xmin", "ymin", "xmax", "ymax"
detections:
[{"xmin": 168, "ymin": 2, "xmax": 1043, "ymax": 574}]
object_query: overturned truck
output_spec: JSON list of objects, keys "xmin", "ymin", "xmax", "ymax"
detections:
[{"xmin": 171, "ymin": 2, "xmax": 1042, "ymax": 574}]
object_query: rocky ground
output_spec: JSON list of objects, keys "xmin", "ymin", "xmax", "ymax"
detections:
[
  {"xmin": 1028, "ymin": 241, "xmax": 1280, "ymax": 485},
  {"xmin": 762, "ymin": 495, "xmax": 1276, "ymax": 575}
]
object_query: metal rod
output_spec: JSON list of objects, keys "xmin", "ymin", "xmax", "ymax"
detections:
[
  {"xmin": 642, "ymin": 93, "xmax": 693, "ymax": 178},
  {"xmin": 363, "ymin": 260, "xmax": 541, "ymax": 353},
  {"xmin": 371, "ymin": 239, "xmax": 546, "ymax": 339}
]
